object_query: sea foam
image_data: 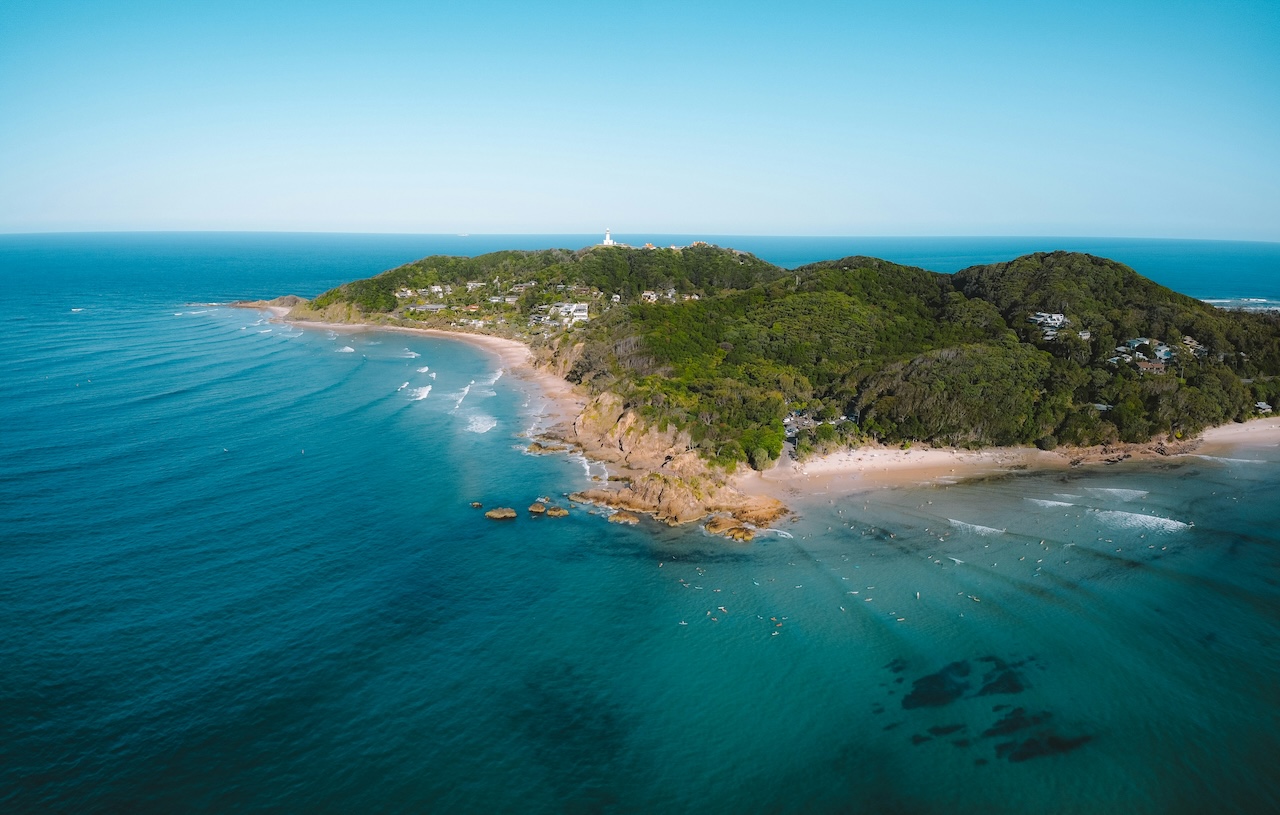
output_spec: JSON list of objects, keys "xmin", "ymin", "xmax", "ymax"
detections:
[
  {"xmin": 409, "ymin": 386, "xmax": 432, "ymax": 401},
  {"xmin": 417, "ymin": 366, "xmax": 430, "ymax": 373},
  {"xmin": 1026, "ymin": 498, "xmax": 1074, "ymax": 508},
  {"xmin": 401, "ymin": 349, "xmax": 421, "ymax": 358},
  {"xmin": 337, "ymin": 346, "xmax": 355, "ymax": 353},
  {"xmin": 465, "ymin": 415, "xmax": 497, "ymax": 433},
  {"xmin": 1093, "ymin": 509, "xmax": 1189, "ymax": 532},
  {"xmin": 1085, "ymin": 488, "xmax": 1149, "ymax": 502},
  {"xmin": 397, "ymin": 382, "xmax": 409, "ymax": 392},
  {"xmin": 948, "ymin": 519, "xmax": 1005, "ymax": 536}
]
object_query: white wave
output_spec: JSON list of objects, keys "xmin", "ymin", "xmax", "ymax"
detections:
[
  {"xmin": 948, "ymin": 519, "xmax": 1005, "ymax": 536},
  {"xmin": 1093, "ymin": 509, "xmax": 1189, "ymax": 532},
  {"xmin": 409, "ymin": 386, "xmax": 432, "ymax": 401},
  {"xmin": 1085, "ymin": 488, "xmax": 1148, "ymax": 502},
  {"xmin": 326, "ymin": 331, "xmax": 338, "ymax": 340},
  {"xmin": 417, "ymin": 366, "xmax": 430, "ymax": 373},
  {"xmin": 1054, "ymin": 493, "xmax": 1083, "ymax": 500},
  {"xmin": 429, "ymin": 372, "xmax": 437, "ymax": 379},
  {"xmin": 1193, "ymin": 455, "xmax": 1265, "ymax": 464},
  {"xmin": 71, "ymin": 308, "xmax": 83, "ymax": 312},
  {"xmin": 259, "ymin": 329, "xmax": 272, "ymax": 333},
  {"xmin": 397, "ymin": 382, "xmax": 409, "ymax": 392},
  {"xmin": 1026, "ymin": 498, "xmax": 1074, "ymax": 508},
  {"xmin": 756, "ymin": 528, "xmax": 795, "ymax": 539},
  {"xmin": 367, "ymin": 341, "xmax": 382, "ymax": 345},
  {"xmin": 465, "ymin": 414, "xmax": 497, "ymax": 433},
  {"xmin": 190, "ymin": 310, "xmax": 208, "ymax": 314},
  {"xmin": 452, "ymin": 381, "xmax": 474, "ymax": 411},
  {"xmin": 472, "ymin": 388, "xmax": 497, "ymax": 398},
  {"xmin": 478, "ymin": 368, "xmax": 505, "ymax": 386},
  {"xmin": 337, "ymin": 346, "xmax": 355, "ymax": 353},
  {"xmin": 401, "ymin": 348, "xmax": 421, "ymax": 358}
]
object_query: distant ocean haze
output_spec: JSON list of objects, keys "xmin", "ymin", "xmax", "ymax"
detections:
[{"xmin": 1, "ymin": 233, "xmax": 1277, "ymax": 814}]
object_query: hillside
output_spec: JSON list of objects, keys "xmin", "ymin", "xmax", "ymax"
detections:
[{"xmin": 291, "ymin": 245, "xmax": 1280, "ymax": 469}]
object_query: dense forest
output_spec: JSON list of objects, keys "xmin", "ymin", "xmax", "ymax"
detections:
[{"xmin": 305, "ymin": 245, "xmax": 1280, "ymax": 469}]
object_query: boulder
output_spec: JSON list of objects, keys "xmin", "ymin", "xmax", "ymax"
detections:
[
  {"xmin": 484, "ymin": 507, "xmax": 517, "ymax": 520},
  {"xmin": 470, "ymin": 501, "xmax": 483, "ymax": 508},
  {"xmin": 545, "ymin": 506, "xmax": 569, "ymax": 517},
  {"xmin": 608, "ymin": 511, "xmax": 640, "ymax": 525},
  {"xmin": 528, "ymin": 502, "xmax": 547, "ymax": 514}
]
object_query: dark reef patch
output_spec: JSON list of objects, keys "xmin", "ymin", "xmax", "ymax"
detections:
[
  {"xmin": 996, "ymin": 734, "xmax": 1092, "ymax": 762},
  {"xmin": 982, "ymin": 707, "xmax": 1052, "ymax": 738},
  {"xmin": 927, "ymin": 724, "xmax": 966, "ymax": 736},
  {"xmin": 902, "ymin": 661, "xmax": 971, "ymax": 709}
]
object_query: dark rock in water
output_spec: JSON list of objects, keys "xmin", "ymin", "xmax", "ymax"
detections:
[
  {"xmin": 928, "ymin": 724, "xmax": 966, "ymax": 736},
  {"xmin": 983, "ymin": 707, "xmax": 1052, "ymax": 738},
  {"xmin": 992, "ymin": 704, "xmax": 1010, "ymax": 712},
  {"xmin": 871, "ymin": 704, "xmax": 884, "ymax": 714},
  {"xmin": 883, "ymin": 722, "xmax": 902, "ymax": 731},
  {"xmin": 977, "ymin": 668, "xmax": 1025, "ymax": 696},
  {"xmin": 977, "ymin": 655, "xmax": 1007, "ymax": 667},
  {"xmin": 894, "ymin": 676, "xmax": 905, "ymax": 684},
  {"xmin": 885, "ymin": 657, "xmax": 908, "ymax": 674},
  {"xmin": 910, "ymin": 734, "xmax": 932, "ymax": 745},
  {"xmin": 952, "ymin": 738, "xmax": 971, "ymax": 748},
  {"xmin": 902, "ymin": 661, "xmax": 971, "ymax": 709},
  {"xmin": 997, "ymin": 734, "xmax": 1092, "ymax": 762},
  {"xmin": 974, "ymin": 758, "xmax": 988, "ymax": 766}
]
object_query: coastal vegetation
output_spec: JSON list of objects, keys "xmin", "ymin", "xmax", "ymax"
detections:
[{"xmin": 292, "ymin": 245, "xmax": 1280, "ymax": 470}]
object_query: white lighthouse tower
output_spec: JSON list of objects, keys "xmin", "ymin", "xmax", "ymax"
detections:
[{"xmin": 601, "ymin": 229, "xmax": 616, "ymax": 246}]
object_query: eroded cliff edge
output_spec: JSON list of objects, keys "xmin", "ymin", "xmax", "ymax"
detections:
[{"xmin": 544, "ymin": 391, "xmax": 786, "ymax": 530}]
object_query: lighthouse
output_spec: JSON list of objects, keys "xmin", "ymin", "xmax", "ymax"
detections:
[{"xmin": 601, "ymin": 229, "xmax": 616, "ymax": 246}]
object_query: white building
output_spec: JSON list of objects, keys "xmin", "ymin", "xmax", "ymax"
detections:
[{"xmin": 601, "ymin": 229, "xmax": 616, "ymax": 246}]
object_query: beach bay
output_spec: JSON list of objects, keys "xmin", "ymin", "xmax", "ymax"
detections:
[{"xmin": 2, "ymin": 233, "xmax": 1278, "ymax": 813}]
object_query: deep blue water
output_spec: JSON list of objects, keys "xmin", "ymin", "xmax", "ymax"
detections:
[{"xmin": 2, "ymin": 234, "xmax": 1278, "ymax": 813}]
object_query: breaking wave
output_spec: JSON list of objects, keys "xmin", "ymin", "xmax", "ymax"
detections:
[
  {"xmin": 1193, "ymin": 455, "xmax": 1265, "ymax": 464},
  {"xmin": 465, "ymin": 414, "xmax": 497, "ymax": 433},
  {"xmin": 417, "ymin": 366, "xmax": 430, "ymax": 373},
  {"xmin": 397, "ymin": 382, "xmax": 409, "ymax": 392},
  {"xmin": 1085, "ymin": 488, "xmax": 1148, "ymax": 502},
  {"xmin": 1026, "ymin": 498, "xmax": 1074, "ymax": 508},
  {"xmin": 401, "ymin": 348, "xmax": 420, "ymax": 358},
  {"xmin": 948, "ymin": 519, "xmax": 1005, "ymax": 536},
  {"xmin": 409, "ymin": 386, "xmax": 432, "ymax": 401},
  {"xmin": 452, "ymin": 381, "xmax": 474, "ymax": 411},
  {"xmin": 1093, "ymin": 509, "xmax": 1190, "ymax": 532},
  {"xmin": 336, "ymin": 346, "xmax": 355, "ymax": 353}
]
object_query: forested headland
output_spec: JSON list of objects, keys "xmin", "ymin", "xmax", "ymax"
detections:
[{"xmin": 290, "ymin": 244, "xmax": 1280, "ymax": 471}]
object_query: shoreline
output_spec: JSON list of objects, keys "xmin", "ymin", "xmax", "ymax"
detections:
[
  {"xmin": 251, "ymin": 305, "xmax": 1280, "ymax": 521},
  {"xmin": 276, "ymin": 315, "xmax": 588, "ymax": 436}
]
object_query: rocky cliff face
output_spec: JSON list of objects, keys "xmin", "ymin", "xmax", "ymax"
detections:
[{"xmin": 558, "ymin": 392, "xmax": 787, "ymax": 529}]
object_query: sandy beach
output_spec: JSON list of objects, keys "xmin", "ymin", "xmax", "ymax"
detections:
[{"xmin": 265, "ymin": 306, "xmax": 1280, "ymax": 507}]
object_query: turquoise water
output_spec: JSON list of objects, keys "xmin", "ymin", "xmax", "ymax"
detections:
[{"xmin": 2, "ymin": 234, "xmax": 1278, "ymax": 813}]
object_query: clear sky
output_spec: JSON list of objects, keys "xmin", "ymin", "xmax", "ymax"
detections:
[{"xmin": 1, "ymin": 0, "xmax": 1277, "ymax": 239}]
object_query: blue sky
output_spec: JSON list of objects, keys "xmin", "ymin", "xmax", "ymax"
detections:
[{"xmin": 1, "ymin": 0, "xmax": 1277, "ymax": 238}]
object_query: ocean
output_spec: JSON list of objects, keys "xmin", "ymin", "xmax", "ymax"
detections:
[{"xmin": 2, "ymin": 233, "xmax": 1278, "ymax": 813}]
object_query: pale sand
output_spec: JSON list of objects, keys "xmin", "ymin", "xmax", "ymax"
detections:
[
  {"xmin": 735, "ymin": 443, "xmax": 1068, "ymax": 499},
  {"xmin": 1196, "ymin": 417, "xmax": 1280, "ymax": 454}
]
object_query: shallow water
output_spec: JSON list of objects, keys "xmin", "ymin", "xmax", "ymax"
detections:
[{"xmin": 2, "ymin": 234, "xmax": 1278, "ymax": 813}]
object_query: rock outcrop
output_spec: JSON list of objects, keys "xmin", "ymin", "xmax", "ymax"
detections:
[
  {"xmin": 528, "ymin": 502, "xmax": 547, "ymax": 514},
  {"xmin": 484, "ymin": 507, "xmax": 517, "ymax": 520},
  {"xmin": 545, "ymin": 506, "xmax": 569, "ymax": 517},
  {"xmin": 569, "ymin": 471, "xmax": 785, "ymax": 528},
  {"xmin": 607, "ymin": 511, "xmax": 640, "ymax": 525}
]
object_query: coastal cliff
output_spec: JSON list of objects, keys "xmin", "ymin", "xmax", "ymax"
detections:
[{"xmin": 558, "ymin": 392, "xmax": 787, "ymax": 528}]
